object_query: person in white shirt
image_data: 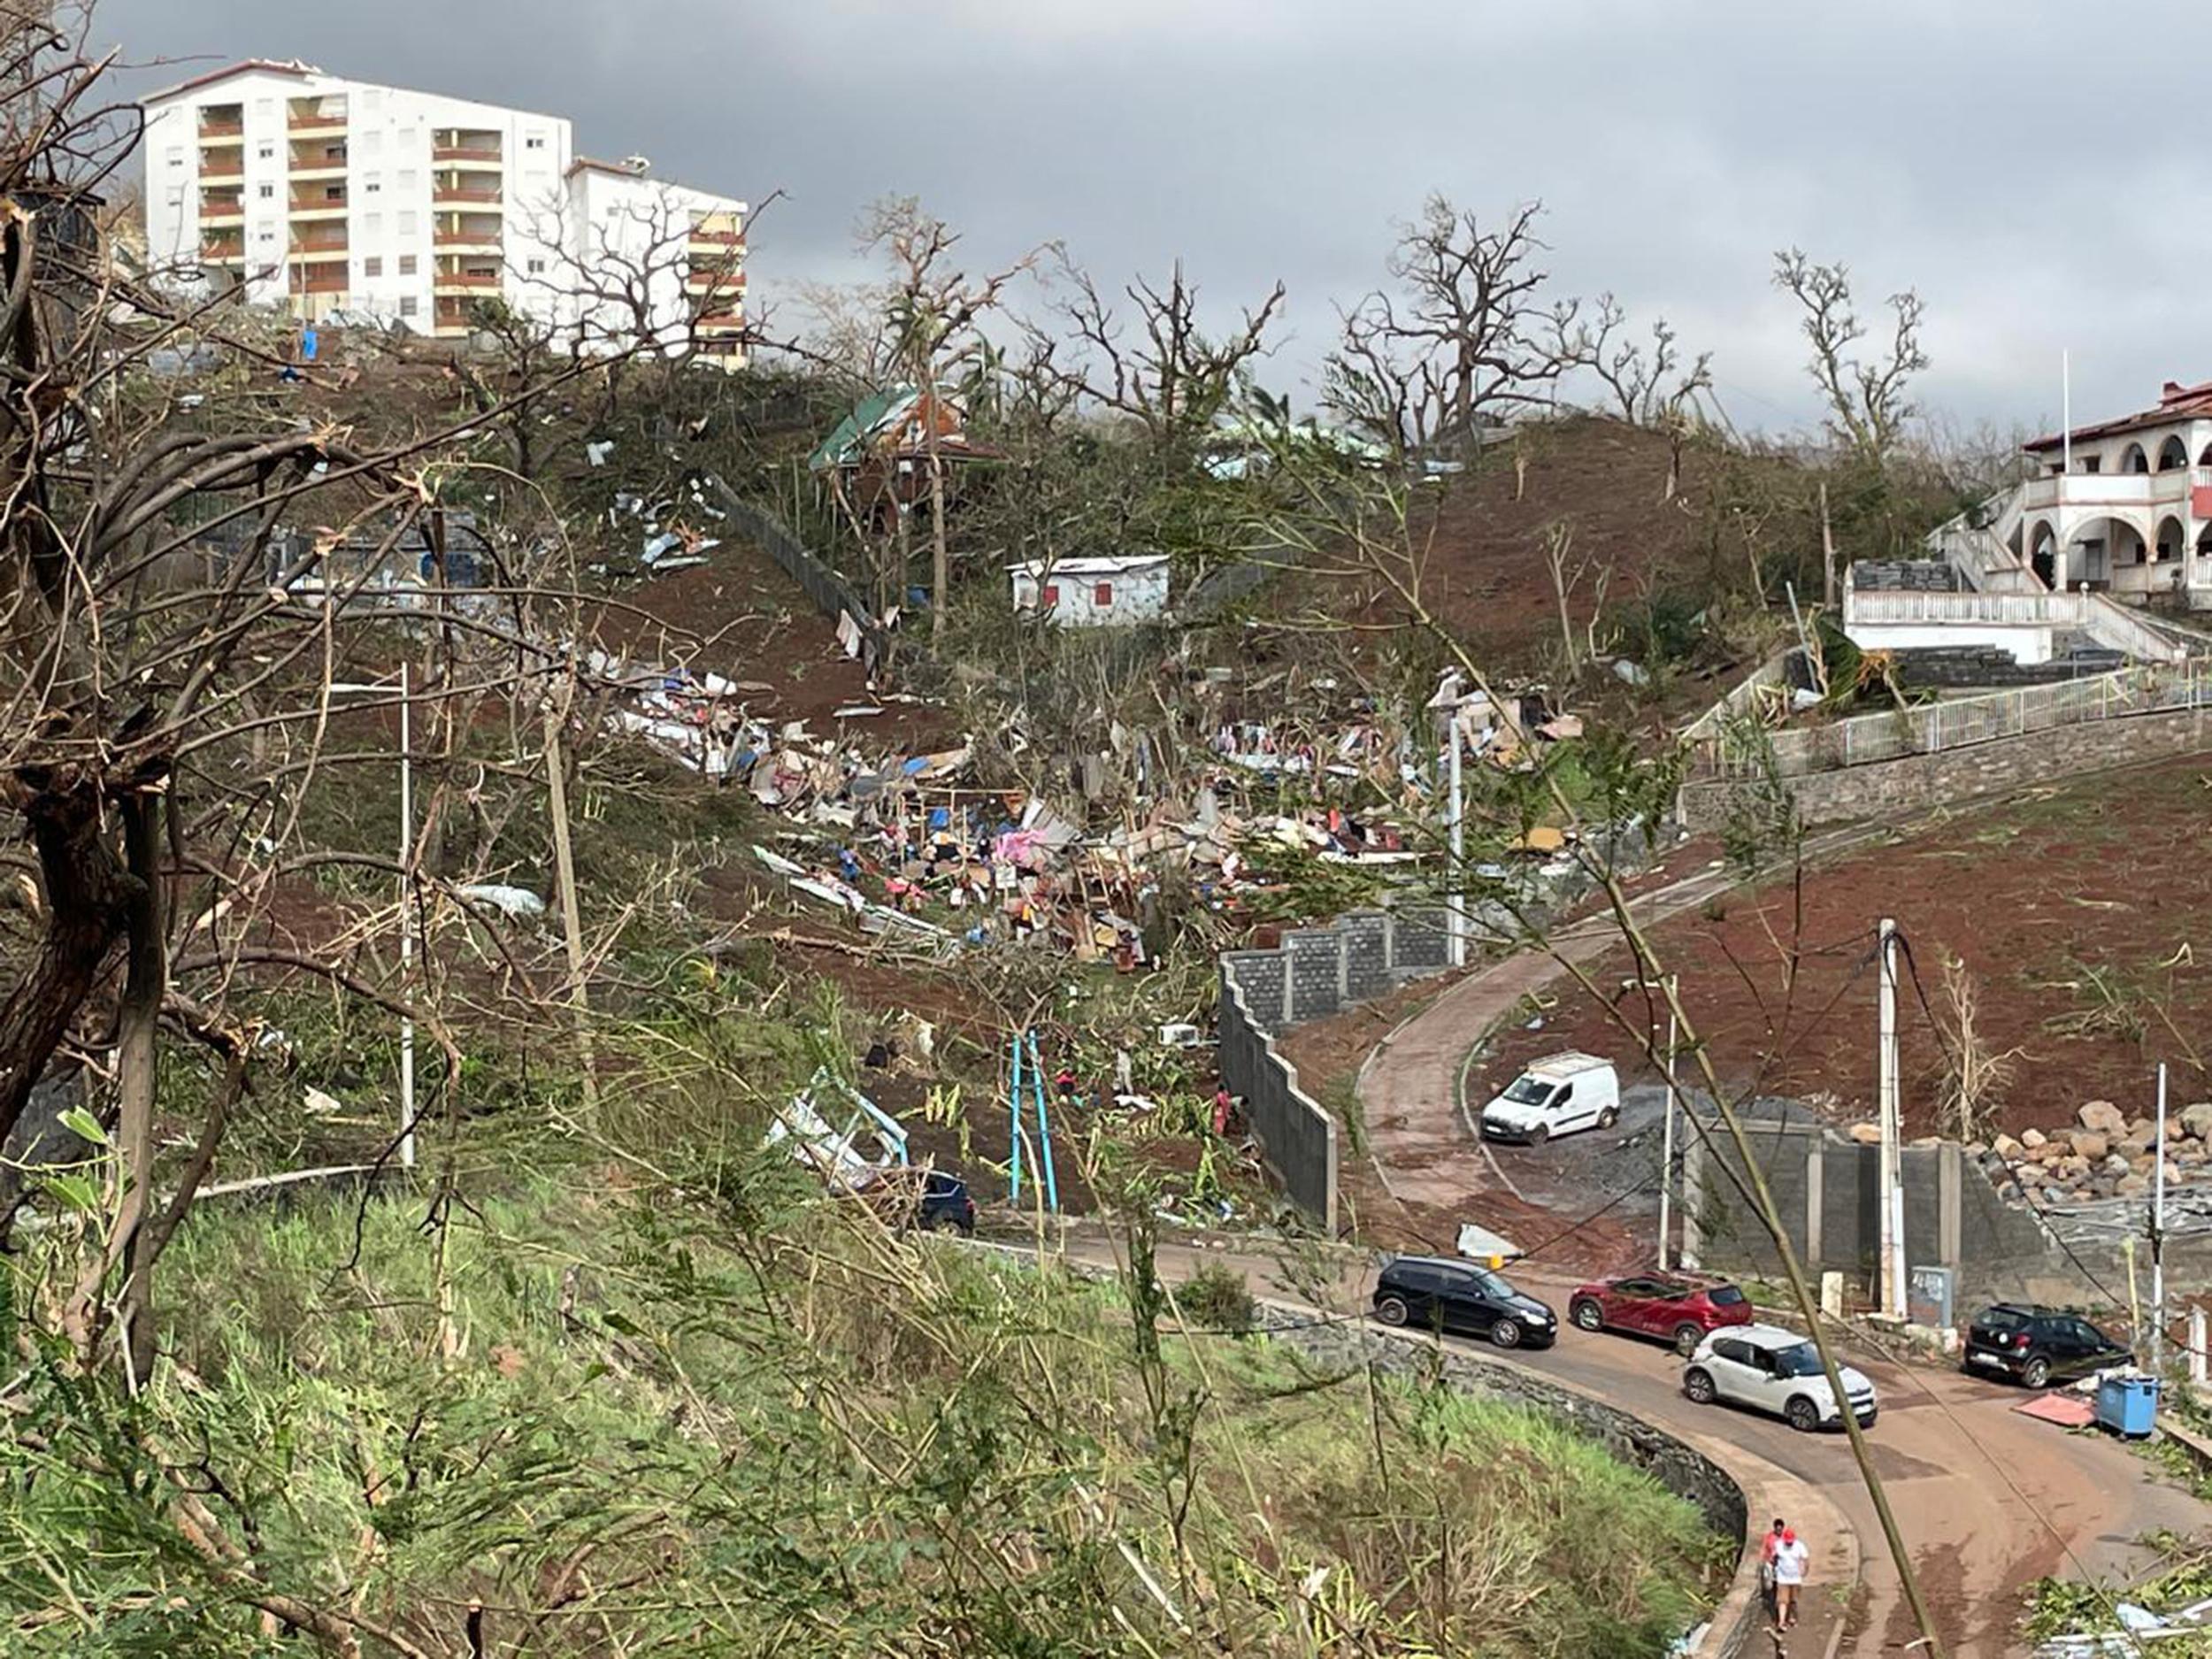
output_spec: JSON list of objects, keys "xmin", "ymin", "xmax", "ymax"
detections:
[{"xmin": 1771, "ymin": 1526, "xmax": 1809, "ymax": 1630}]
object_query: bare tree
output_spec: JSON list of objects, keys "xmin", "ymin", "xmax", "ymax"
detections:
[
  {"xmin": 1772, "ymin": 248, "xmax": 1927, "ymax": 465},
  {"xmin": 860, "ymin": 196, "xmax": 1047, "ymax": 638},
  {"xmin": 1326, "ymin": 196, "xmax": 1578, "ymax": 457},
  {"xmin": 1558, "ymin": 292, "xmax": 1713, "ymax": 428},
  {"xmin": 1040, "ymin": 254, "xmax": 1285, "ymax": 441}
]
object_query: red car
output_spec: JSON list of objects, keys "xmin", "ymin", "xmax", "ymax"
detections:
[{"xmin": 1568, "ymin": 1271, "xmax": 1754, "ymax": 1355}]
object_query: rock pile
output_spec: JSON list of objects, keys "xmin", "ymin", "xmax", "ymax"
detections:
[{"xmin": 1982, "ymin": 1100, "xmax": 2212, "ymax": 1204}]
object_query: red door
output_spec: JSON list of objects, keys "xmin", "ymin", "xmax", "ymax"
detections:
[
  {"xmin": 1612, "ymin": 1279, "xmax": 1663, "ymax": 1335},
  {"xmin": 1646, "ymin": 1279, "xmax": 1695, "ymax": 1336}
]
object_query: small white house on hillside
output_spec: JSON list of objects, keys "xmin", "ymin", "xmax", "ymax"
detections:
[{"xmin": 1010, "ymin": 555, "xmax": 1170, "ymax": 626}]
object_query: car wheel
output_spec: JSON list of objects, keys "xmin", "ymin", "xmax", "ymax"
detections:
[
  {"xmin": 1491, "ymin": 1317, "xmax": 1523, "ymax": 1349},
  {"xmin": 1526, "ymin": 1125, "xmax": 1549, "ymax": 1148},
  {"xmin": 1598, "ymin": 1105, "xmax": 1619, "ymax": 1130},
  {"xmin": 1673, "ymin": 1322, "xmax": 1705, "ymax": 1357},
  {"xmin": 925, "ymin": 1211, "xmax": 964, "ymax": 1233},
  {"xmin": 1375, "ymin": 1295, "xmax": 1409, "ymax": 1327},
  {"xmin": 2022, "ymin": 1356, "xmax": 2052, "ymax": 1390},
  {"xmin": 1571, "ymin": 1299, "xmax": 1604, "ymax": 1333},
  {"xmin": 1684, "ymin": 1367, "xmax": 1717, "ymax": 1405},
  {"xmin": 1786, "ymin": 1395, "xmax": 1822, "ymax": 1433}
]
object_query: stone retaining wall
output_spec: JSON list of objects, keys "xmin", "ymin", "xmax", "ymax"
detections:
[{"xmin": 1680, "ymin": 705, "xmax": 2212, "ymax": 832}]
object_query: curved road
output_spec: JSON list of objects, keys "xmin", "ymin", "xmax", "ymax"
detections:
[
  {"xmin": 1064, "ymin": 1229, "xmax": 2203, "ymax": 1656},
  {"xmin": 1343, "ymin": 840, "xmax": 2209, "ymax": 1652}
]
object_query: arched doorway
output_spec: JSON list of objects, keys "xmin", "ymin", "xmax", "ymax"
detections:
[
  {"xmin": 2030, "ymin": 519, "xmax": 2060, "ymax": 589},
  {"xmin": 2159, "ymin": 435, "xmax": 2189, "ymax": 471},
  {"xmin": 2123, "ymin": 442, "xmax": 2151, "ymax": 474}
]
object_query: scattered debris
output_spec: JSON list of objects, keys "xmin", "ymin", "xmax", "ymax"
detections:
[{"xmin": 457, "ymin": 883, "xmax": 548, "ymax": 921}]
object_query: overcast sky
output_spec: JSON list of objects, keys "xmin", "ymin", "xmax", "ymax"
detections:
[{"xmin": 96, "ymin": 1, "xmax": 2212, "ymax": 440}]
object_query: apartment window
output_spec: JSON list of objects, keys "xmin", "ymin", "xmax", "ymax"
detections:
[
  {"xmin": 257, "ymin": 182, "xmax": 274, "ymax": 199},
  {"xmin": 253, "ymin": 98, "xmax": 274, "ymax": 121},
  {"xmin": 2083, "ymin": 456, "xmax": 2102, "ymax": 475},
  {"xmin": 165, "ymin": 146, "xmax": 183, "ymax": 167},
  {"xmin": 398, "ymin": 254, "xmax": 417, "ymax": 275},
  {"xmin": 165, "ymin": 188, "xmax": 183, "ymax": 205},
  {"xmin": 256, "ymin": 227, "xmax": 275, "ymax": 242},
  {"xmin": 526, "ymin": 257, "xmax": 545, "ymax": 274},
  {"xmin": 1094, "ymin": 581, "xmax": 1114, "ymax": 607},
  {"xmin": 1041, "ymin": 584, "xmax": 1060, "ymax": 607},
  {"xmin": 397, "ymin": 168, "xmax": 418, "ymax": 192},
  {"xmin": 397, "ymin": 211, "xmax": 418, "ymax": 235},
  {"xmin": 257, "ymin": 142, "xmax": 273, "ymax": 161},
  {"xmin": 323, "ymin": 184, "xmax": 343, "ymax": 202},
  {"xmin": 525, "ymin": 133, "xmax": 546, "ymax": 150},
  {"xmin": 360, "ymin": 130, "xmax": 381, "ymax": 155},
  {"xmin": 363, "ymin": 256, "xmax": 382, "ymax": 277},
  {"xmin": 363, "ymin": 212, "xmax": 382, "ymax": 235},
  {"xmin": 363, "ymin": 179, "xmax": 380, "ymax": 195},
  {"xmin": 398, "ymin": 296, "xmax": 417, "ymax": 318}
]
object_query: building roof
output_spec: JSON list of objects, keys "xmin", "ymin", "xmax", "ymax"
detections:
[
  {"xmin": 2024, "ymin": 380, "xmax": 2212, "ymax": 453},
  {"xmin": 565, "ymin": 155, "xmax": 649, "ymax": 180},
  {"xmin": 1008, "ymin": 555, "xmax": 1171, "ymax": 576},
  {"xmin": 144, "ymin": 58, "xmax": 318, "ymax": 105},
  {"xmin": 809, "ymin": 386, "xmax": 994, "ymax": 472}
]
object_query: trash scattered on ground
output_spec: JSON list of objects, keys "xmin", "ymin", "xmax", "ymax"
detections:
[{"xmin": 768, "ymin": 1066, "xmax": 909, "ymax": 1189}]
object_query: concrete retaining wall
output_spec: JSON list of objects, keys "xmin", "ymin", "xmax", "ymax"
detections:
[
  {"xmin": 1218, "ymin": 903, "xmax": 1457, "ymax": 1231},
  {"xmin": 1680, "ymin": 705, "xmax": 2212, "ymax": 833},
  {"xmin": 1684, "ymin": 1115, "xmax": 2078, "ymax": 1308}
]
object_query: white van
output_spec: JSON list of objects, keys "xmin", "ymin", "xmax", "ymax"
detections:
[{"xmin": 1479, "ymin": 1052, "xmax": 1620, "ymax": 1146}]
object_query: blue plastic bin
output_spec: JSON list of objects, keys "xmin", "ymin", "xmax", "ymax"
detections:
[{"xmin": 2095, "ymin": 1373, "xmax": 2160, "ymax": 1439}]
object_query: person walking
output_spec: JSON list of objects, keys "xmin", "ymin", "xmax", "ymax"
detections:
[
  {"xmin": 1770, "ymin": 1525, "xmax": 1809, "ymax": 1631},
  {"xmin": 1758, "ymin": 1517, "xmax": 1786, "ymax": 1614}
]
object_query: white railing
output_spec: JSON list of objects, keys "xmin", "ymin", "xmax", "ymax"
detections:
[
  {"xmin": 1844, "ymin": 589, "xmax": 2070, "ymax": 626},
  {"xmin": 1842, "ymin": 583, "xmax": 2188, "ymax": 664},
  {"xmin": 1696, "ymin": 660, "xmax": 2212, "ymax": 780}
]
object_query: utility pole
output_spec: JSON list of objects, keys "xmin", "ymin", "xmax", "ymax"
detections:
[
  {"xmin": 1878, "ymin": 917, "xmax": 1905, "ymax": 1320},
  {"xmin": 1658, "ymin": 978, "xmax": 1679, "ymax": 1271},
  {"xmin": 397, "ymin": 661, "xmax": 416, "ymax": 1170},
  {"xmin": 2154, "ymin": 1062, "xmax": 2169, "ymax": 1370},
  {"xmin": 542, "ymin": 673, "xmax": 599, "ymax": 1113},
  {"xmin": 1426, "ymin": 672, "xmax": 1468, "ymax": 968}
]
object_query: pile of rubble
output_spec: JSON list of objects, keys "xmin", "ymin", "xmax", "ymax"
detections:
[{"xmin": 1985, "ymin": 1099, "xmax": 2212, "ymax": 1205}]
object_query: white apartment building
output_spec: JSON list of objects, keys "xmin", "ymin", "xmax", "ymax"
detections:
[{"xmin": 140, "ymin": 60, "xmax": 746, "ymax": 365}]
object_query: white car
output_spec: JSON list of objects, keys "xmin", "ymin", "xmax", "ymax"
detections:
[
  {"xmin": 1478, "ymin": 1052, "xmax": 1620, "ymax": 1147},
  {"xmin": 1682, "ymin": 1323, "xmax": 1878, "ymax": 1432}
]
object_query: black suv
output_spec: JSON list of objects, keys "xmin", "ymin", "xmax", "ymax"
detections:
[
  {"xmin": 1371, "ymin": 1256, "xmax": 1557, "ymax": 1349},
  {"xmin": 1962, "ymin": 1303, "xmax": 2130, "ymax": 1388},
  {"xmin": 917, "ymin": 1171, "xmax": 977, "ymax": 1235}
]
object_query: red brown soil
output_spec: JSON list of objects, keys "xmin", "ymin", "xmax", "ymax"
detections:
[
  {"xmin": 585, "ymin": 536, "xmax": 951, "ymax": 752},
  {"xmin": 1271, "ymin": 414, "xmax": 1800, "ymax": 708},
  {"xmin": 1483, "ymin": 755, "xmax": 2212, "ymax": 1140}
]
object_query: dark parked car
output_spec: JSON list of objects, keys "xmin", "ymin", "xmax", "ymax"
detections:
[
  {"xmin": 1371, "ymin": 1255, "xmax": 1557, "ymax": 1349},
  {"xmin": 1962, "ymin": 1303, "xmax": 2130, "ymax": 1388},
  {"xmin": 1569, "ymin": 1272, "xmax": 1755, "ymax": 1355},
  {"xmin": 917, "ymin": 1171, "xmax": 977, "ymax": 1235}
]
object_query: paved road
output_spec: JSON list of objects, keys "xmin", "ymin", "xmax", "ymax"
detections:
[
  {"xmin": 1341, "ymin": 830, "xmax": 2209, "ymax": 1653},
  {"xmin": 1060, "ymin": 1229, "xmax": 2204, "ymax": 1656}
]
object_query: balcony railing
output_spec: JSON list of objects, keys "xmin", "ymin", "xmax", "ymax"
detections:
[
  {"xmin": 432, "ymin": 145, "xmax": 502, "ymax": 163},
  {"xmin": 288, "ymin": 109, "xmax": 348, "ymax": 133},
  {"xmin": 201, "ymin": 203, "xmax": 245, "ymax": 224},
  {"xmin": 432, "ymin": 186, "xmax": 501, "ymax": 204},
  {"xmin": 688, "ymin": 228, "xmax": 742, "ymax": 246},
  {"xmin": 289, "ymin": 275, "xmax": 346, "ymax": 295},
  {"xmin": 201, "ymin": 162, "xmax": 244, "ymax": 182},
  {"xmin": 199, "ymin": 240, "xmax": 244, "ymax": 262},
  {"xmin": 432, "ymin": 272, "xmax": 501, "ymax": 292},
  {"xmin": 198, "ymin": 120, "xmax": 244, "ymax": 140},
  {"xmin": 433, "ymin": 228, "xmax": 502, "ymax": 247}
]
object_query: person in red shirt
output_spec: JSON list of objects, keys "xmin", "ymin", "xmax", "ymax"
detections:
[{"xmin": 1759, "ymin": 1518, "xmax": 1786, "ymax": 1615}]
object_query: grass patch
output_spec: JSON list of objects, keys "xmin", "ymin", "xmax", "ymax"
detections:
[{"xmin": 10, "ymin": 1173, "xmax": 1727, "ymax": 1655}]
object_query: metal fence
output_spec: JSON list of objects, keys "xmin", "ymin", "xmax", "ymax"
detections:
[
  {"xmin": 1696, "ymin": 660, "xmax": 2212, "ymax": 780},
  {"xmin": 700, "ymin": 476, "xmax": 890, "ymax": 673}
]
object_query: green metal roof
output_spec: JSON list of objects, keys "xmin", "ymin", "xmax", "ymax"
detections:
[{"xmin": 808, "ymin": 385, "xmax": 918, "ymax": 472}]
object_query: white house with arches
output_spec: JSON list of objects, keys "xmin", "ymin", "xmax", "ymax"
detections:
[
  {"xmin": 2018, "ymin": 379, "xmax": 2212, "ymax": 600},
  {"xmin": 1847, "ymin": 381, "xmax": 2212, "ymax": 672}
]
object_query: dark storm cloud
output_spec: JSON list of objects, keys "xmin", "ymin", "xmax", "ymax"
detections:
[{"xmin": 95, "ymin": 0, "xmax": 2211, "ymax": 435}]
